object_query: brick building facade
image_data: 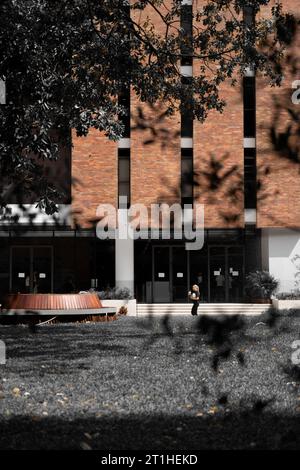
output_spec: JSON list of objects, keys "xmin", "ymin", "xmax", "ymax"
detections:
[{"xmin": 1, "ymin": 0, "xmax": 300, "ymax": 303}]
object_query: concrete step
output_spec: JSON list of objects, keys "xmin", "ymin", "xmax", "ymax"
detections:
[{"xmin": 136, "ymin": 303, "xmax": 271, "ymax": 316}]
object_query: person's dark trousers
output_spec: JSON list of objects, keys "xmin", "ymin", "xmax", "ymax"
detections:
[{"xmin": 191, "ymin": 301, "xmax": 199, "ymax": 316}]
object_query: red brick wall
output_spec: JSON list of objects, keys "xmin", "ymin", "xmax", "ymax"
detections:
[
  {"xmin": 193, "ymin": 0, "xmax": 244, "ymax": 228},
  {"xmin": 131, "ymin": 0, "xmax": 244, "ymax": 229},
  {"xmin": 130, "ymin": 0, "xmax": 181, "ymax": 229},
  {"xmin": 193, "ymin": 81, "xmax": 244, "ymax": 228},
  {"xmin": 257, "ymin": 0, "xmax": 300, "ymax": 228},
  {"xmin": 71, "ymin": 1, "xmax": 300, "ymax": 231},
  {"xmin": 131, "ymin": 99, "xmax": 181, "ymax": 228},
  {"xmin": 71, "ymin": 129, "xmax": 117, "ymax": 228}
]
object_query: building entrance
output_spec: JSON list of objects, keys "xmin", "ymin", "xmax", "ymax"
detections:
[{"xmin": 10, "ymin": 246, "xmax": 53, "ymax": 293}]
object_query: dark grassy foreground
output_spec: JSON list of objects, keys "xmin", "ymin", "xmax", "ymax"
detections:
[{"xmin": 0, "ymin": 312, "xmax": 300, "ymax": 450}]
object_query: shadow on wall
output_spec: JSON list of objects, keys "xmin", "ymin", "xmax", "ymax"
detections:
[
  {"xmin": 1, "ymin": 17, "xmax": 300, "ymax": 234},
  {"xmin": 129, "ymin": 14, "xmax": 300, "ymax": 230}
]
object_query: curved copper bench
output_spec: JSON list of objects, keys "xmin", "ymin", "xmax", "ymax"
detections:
[{"xmin": 1, "ymin": 293, "xmax": 116, "ymax": 316}]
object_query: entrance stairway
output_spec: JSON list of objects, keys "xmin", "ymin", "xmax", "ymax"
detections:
[{"xmin": 136, "ymin": 303, "xmax": 271, "ymax": 316}]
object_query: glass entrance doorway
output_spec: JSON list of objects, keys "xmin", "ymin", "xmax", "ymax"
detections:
[
  {"xmin": 209, "ymin": 246, "xmax": 244, "ymax": 302},
  {"xmin": 135, "ymin": 239, "xmax": 247, "ymax": 303},
  {"xmin": 153, "ymin": 246, "xmax": 188, "ymax": 302},
  {"xmin": 10, "ymin": 246, "xmax": 53, "ymax": 293}
]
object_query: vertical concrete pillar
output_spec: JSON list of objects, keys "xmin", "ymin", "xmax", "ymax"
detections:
[
  {"xmin": 115, "ymin": 197, "xmax": 134, "ymax": 295},
  {"xmin": 261, "ymin": 228, "xmax": 270, "ymax": 271},
  {"xmin": 115, "ymin": 237, "xmax": 134, "ymax": 294}
]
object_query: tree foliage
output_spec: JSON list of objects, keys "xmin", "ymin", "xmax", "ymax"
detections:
[{"xmin": 0, "ymin": 0, "xmax": 296, "ymax": 212}]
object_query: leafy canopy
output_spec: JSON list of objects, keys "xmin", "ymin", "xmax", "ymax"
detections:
[{"xmin": 0, "ymin": 0, "xmax": 296, "ymax": 213}]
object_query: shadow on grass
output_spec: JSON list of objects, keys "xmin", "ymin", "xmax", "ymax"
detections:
[
  {"xmin": 0, "ymin": 412, "xmax": 299, "ymax": 450},
  {"xmin": 1, "ymin": 310, "xmax": 298, "ymax": 366},
  {"xmin": 0, "ymin": 314, "xmax": 299, "ymax": 450}
]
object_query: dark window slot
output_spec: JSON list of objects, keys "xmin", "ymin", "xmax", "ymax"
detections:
[
  {"xmin": 181, "ymin": 5, "xmax": 193, "ymax": 65},
  {"xmin": 118, "ymin": 183, "xmax": 130, "ymax": 202},
  {"xmin": 244, "ymin": 147, "xmax": 257, "ymax": 209},
  {"xmin": 243, "ymin": 77, "xmax": 256, "ymax": 138},
  {"xmin": 244, "ymin": 6, "xmax": 255, "ymax": 27},
  {"xmin": 181, "ymin": 196, "xmax": 193, "ymax": 206},
  {"xmin": 181, "ymin": 111, "xmax": 193, "ymax": 138},
  {"xmin": 181, "ymin": 154, "xmax": 193, "ymax": 207},
  {"xmin": 181, "ymin": 148, "xmax": 193, "ymax": 157},
  {"xmin": 118, "ymin": 148, "xmax": 130, "ymax": 157},
  {"xmin": 244, "ymin": 182, "xmax": 257, "ymax": 209},
  {"xmin": 118, "ymin": 154, "xmax": 130, "ymax": 208},
  {"xmin": 243, "ymin": 77, "xmax": 256, "ymax": 108},
  {"xmin": 244, "ymin": 112, "xmax": 256, "ymax": 137},
  {"xmin": 118, "ymin": 88, "xmax": 130, "ymax": 138},
  {"xmin": 181, "ymin": 76, "xmax": 193, "ymax": 137}
]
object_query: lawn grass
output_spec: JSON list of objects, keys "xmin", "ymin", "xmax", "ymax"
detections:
[{"xmin": 0, "ymin": 312, "xmax": 299, "ymax": 449}]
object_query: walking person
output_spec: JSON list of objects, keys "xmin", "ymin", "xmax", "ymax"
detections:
[{"xmin": 189, "ymin": 284, "xmax": 200, "ymax": 316}]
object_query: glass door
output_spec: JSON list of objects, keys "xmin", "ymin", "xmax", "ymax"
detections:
[
  {"xmin": 153, "ymin": 246, "xmax": 171, "ymax": 302},
  {"xmin": 152, "ymin": 246, "xmax": 189, "ymax": 302},
  {"xmin": 209, "ymin": 246, "xmax": 244, "ymax": 302},
  {"xmin": 227, "ymin": 247, "xmax": 244, "ymax": 302},
  {"xmin": 10, "ymin": 246, "xmax": 53, "ymax": 293},
  {"xmin": 172, "ymin": 246, "xmax": 188, "ymax": 302},
  {"xmin": 209, "ymin": 247, "xmax": 227, "ymax": 302},
  {"xmin": 32, "ymin": 247, "xmax": 53, "ymax": 293},
  {"xmin": 10, "ymin": 247, "xmax": 31, "ymax": 293},
  {"xmin": 189, "ymin": 250, "xmax": 208, "ymax": 302}
]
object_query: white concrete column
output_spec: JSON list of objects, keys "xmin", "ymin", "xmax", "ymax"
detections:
[
  {"xmin": 261, "ymin": 228, "xmax": 269, "ymax": 271},
  {"xmin": 115, "ymin": 197, "xmax": 134, "ymax": 294},
  {"xmin": 115, "ymin": 237, "xmax": 134, "ymax": 294}
]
